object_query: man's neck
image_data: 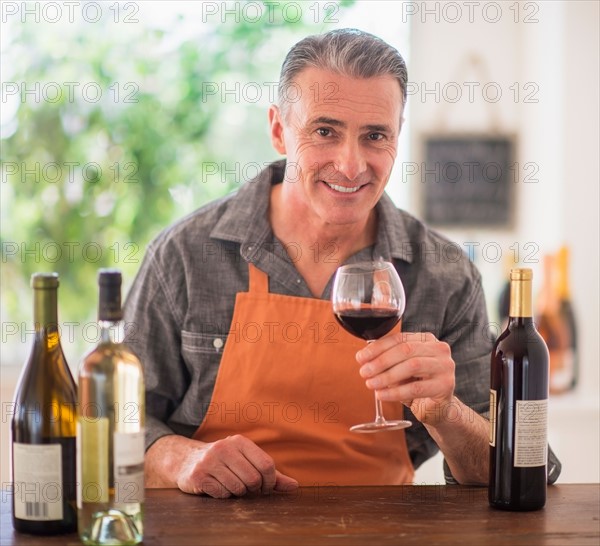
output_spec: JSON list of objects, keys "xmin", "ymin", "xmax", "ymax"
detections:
[{"xmin": 269, "ymin": 183, "xmax": 378, "ymax": 297}]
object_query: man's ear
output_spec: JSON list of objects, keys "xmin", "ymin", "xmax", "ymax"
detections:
[{"xmin": 268, "ymin": 104, "xmax": 286, "ymax": 155}]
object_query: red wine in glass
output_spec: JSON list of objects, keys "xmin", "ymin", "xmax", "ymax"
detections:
[
  {"xmin": 332, "ymin": 261, "xmax": 412, "ymax": 432},
  {"xmin": 334, "ymin": 308, "xmax": 400, "ymax": 341}
]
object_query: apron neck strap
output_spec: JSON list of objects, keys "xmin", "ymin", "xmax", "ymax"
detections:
[{"xmin": 248, "ymin": 263, "xmax": 269, "ymax": 294}]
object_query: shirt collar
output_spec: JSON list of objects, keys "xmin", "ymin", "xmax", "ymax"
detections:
[
  {"xmin": 209, "ymin": 161, "xmax": 282, "ymax": 261},
  {"xmin": 375, "ymin": 191, "xmax": 415, "ymax": 264},
  {"xmin": 210, "ymin": 159, "xmax": 414, "ymax": 264}
]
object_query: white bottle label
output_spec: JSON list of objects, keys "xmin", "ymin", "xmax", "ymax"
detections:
[
  {"xmin": 13, "ymin": 443, "xmax": 63, "ymax": 521},
  {"xmin": 114, "ymin": 430, "xmax": 145, "ymax": 504},
  {"xmin": 514, "ymin": 399, "xmax": 548, "ymax": 467}
]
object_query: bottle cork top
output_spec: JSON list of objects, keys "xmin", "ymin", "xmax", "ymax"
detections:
[
  {"xmin": 510, "ymin": 268, "xmax": 533, "ymax": 281},
  {"xmin": 98, "ymin": 269, "xmax": 122, "ymax": 285},
  {"xmin": 509, "ymin": 268, "xmax": 533, "ymax": 317},
  {"xmin": 31, "ymin": 272, "xmax": 59, "ymax": 289}
]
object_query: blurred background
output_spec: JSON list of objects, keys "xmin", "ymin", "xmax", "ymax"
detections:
[{"xmin": 1, "ymin": 1, "xmax": 598, "ymax": 485}]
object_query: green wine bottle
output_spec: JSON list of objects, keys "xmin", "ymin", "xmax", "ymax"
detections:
[{"xmin": 11, "ymin": 273, "xmax": 77, "ymax": 534}]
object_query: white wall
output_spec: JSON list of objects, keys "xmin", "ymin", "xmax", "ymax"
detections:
[{"xmin": 409, "ymin": 0, "xmax": 599, "ymax": 485}]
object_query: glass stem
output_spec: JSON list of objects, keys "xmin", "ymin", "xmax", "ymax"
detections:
[
  {"xmin": 374, "ymin": 395, "xmax": 386, "ymax": 425},
  {"xmin": 366, "ymin": 340, "xmax": 387, "ymax": 425}
]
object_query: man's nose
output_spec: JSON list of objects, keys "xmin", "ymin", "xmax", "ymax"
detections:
[{"xmin": 335, "ymin": 140, "xmax": 367, "ymax": 182}]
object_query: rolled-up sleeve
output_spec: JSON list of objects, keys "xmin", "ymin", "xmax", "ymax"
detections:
[
  {"xmin": 442, "ymin": 269, "xmax": 492, "ymax": 418},
  {"xmin": 402, "ymin": 257, "xmax": 493, "ymax": 477},
  {"xmin": 439, "ymin": 270, "xmax": 492, "ymax": 483}
]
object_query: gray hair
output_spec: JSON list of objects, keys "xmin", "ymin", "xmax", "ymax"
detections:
[{"xmin": 278, "ymin": 28, "xmax": 408, "ymax": 113}]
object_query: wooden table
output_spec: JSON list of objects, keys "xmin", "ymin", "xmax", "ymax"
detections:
[{"xmin": 1, "ymin": 485, "xmax": 598, "ymax": 545}]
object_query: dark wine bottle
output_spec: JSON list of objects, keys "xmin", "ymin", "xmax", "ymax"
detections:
[
  {"xmin": 11, "ymin": 273, "xmax": 77, "ymax": 534},
  {"xmin": 489, "ymin": 268, "xmax": 549, "ymax": 511},
  {"xmin": 77, "ymin": 269, "xmax": 145, "ymax": 545}
]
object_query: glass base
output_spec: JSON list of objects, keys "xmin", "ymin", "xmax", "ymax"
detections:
[
  {"xmin": 81, "ymin": 509, "xmax": 142, "ymax": 545},
  {"xmin": 350, "ymin": 420, "xmax": 412, "ymax": 433}
]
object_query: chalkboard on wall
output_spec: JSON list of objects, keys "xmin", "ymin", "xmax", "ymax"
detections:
[{"xmin": 422, "ymin": 136, "xmax": 515, "ymax": 227}]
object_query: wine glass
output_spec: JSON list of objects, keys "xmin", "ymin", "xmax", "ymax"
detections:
[{"xmin": 332, "ymin": 260, "xmax": 412, "ymax": 433}]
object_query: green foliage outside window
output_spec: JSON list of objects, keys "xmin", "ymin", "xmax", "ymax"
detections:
[{"xmin": 1, "ymin": 1, "xmax": 354, "ymax": 363}]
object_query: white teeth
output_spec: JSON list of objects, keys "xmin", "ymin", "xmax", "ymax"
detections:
[{"xmin": 326, "ymin": 182, "xmax": 361, "ymax": 193}]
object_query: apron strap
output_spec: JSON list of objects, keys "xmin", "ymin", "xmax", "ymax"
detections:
[{"xmin": 248, "ymin": 263, "xmax": 269, "ymax": 294}]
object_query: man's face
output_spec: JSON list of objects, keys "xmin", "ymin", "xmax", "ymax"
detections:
[{"xmin": 269, "ymin": 67, "xmax": 403, "ymax": 228}]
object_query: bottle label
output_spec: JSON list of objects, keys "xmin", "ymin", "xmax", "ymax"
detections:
[
  {"xmin": 114, "ymin": 430, "xmax": 145, "ymax": 504},
  {"xmin": 13, "ymin": 443, "xmax": 63, "ymax": 521},
  {"xmin": 77, "ymin": 418, "xmax": 110, "ymax": 505},
  {"xmin": 489, "ymin": 389, "xmax": 497, "ymax": 447},
  {"xmin": 514, "ymin": 399, "xmax": 548, "ymax": 467}
]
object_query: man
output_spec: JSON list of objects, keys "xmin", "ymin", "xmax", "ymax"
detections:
[{"xmin": 125, "ymin": 29, "xmax": 494, "ymax": 498}]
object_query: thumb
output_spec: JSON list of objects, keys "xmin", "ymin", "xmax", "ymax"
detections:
[{"xmin": 273, "ymin": 470, "xmax": 299, "ymax": 492}]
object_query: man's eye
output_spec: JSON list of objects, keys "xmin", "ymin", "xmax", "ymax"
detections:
[
  {"xmin": 368, "ymin": 132, "xmax": 384, "ymax": 141},
  {"xmin": 316, "ymin": 128, "xmax": 331, "ymax": 137}
]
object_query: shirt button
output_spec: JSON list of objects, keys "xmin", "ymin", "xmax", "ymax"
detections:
[
  {"xmin": 213, "ymin": 338, "xmax": 224, "ymax": 351},
  {"xmin": 296, "ymin": 278, "xmax": 301, "ymax": 284}
]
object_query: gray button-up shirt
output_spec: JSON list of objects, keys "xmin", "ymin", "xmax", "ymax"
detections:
[{"xmin": 124, "ymin": 160, "xmax": 493, "ymax": 476}]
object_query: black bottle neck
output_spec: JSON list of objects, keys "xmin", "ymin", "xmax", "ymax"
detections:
[
  {"xmin": 98, "ymin": 270, "xmax": 123, "ymax": 343},
  {"xmin": 98, "ymin": 272, "xmax": 122, "ymax": 322}
]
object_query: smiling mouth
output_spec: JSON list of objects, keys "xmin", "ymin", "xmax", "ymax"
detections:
[{"xmin": 324, "ymin": 182, "xmax": 364, "ymax": 194}]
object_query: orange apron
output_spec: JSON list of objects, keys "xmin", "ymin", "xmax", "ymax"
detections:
[{"xmin": 193, "ymin": 264, "xmax": 414, "ymax": 485}]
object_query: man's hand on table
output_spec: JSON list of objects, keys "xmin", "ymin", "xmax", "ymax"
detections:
[{"xmin": 145, "ymin": 434, "xmax": 299, "ymax": 498}]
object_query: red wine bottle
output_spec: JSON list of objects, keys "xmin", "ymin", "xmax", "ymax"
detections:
[
  {"xmin": 489, "ymin": 268, "xmax": 549, "ymax": 511},
  {"xmin": 11, "ymin": 273, "xmax": 77, "ymax": 534}
]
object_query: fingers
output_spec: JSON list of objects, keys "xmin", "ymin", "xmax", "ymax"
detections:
[
  {"xmin": 179, "ymin": 435, "xmax": 294, "ymax": 499},
  {"xmin": 375, "ymin": 376, "xmax": 453, "ymax": 404},
  {"xmin": 209, "ymin": 435, "xmax": 276, "ymax": 496},
  {"xmin": 273, "ymin": 470, "xmax": 299, "ymax": 492},
  {"xmin": 362, "ymin": 354, "xmax": 443, "ymax": 390},
  {"xmin": 356, "ymin": 331, "xmax": 438, "ymax": 365},
  {"xmin": 358, "ymin": 333, "xmax": 451, "ymax": 379},
  {"xmin": 355, "ymin": 332, "xmax": 455, "ymax": 408},
  {"xmin": 236, "ymin": 435, "xmax": 279, "ymax": 494}
]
